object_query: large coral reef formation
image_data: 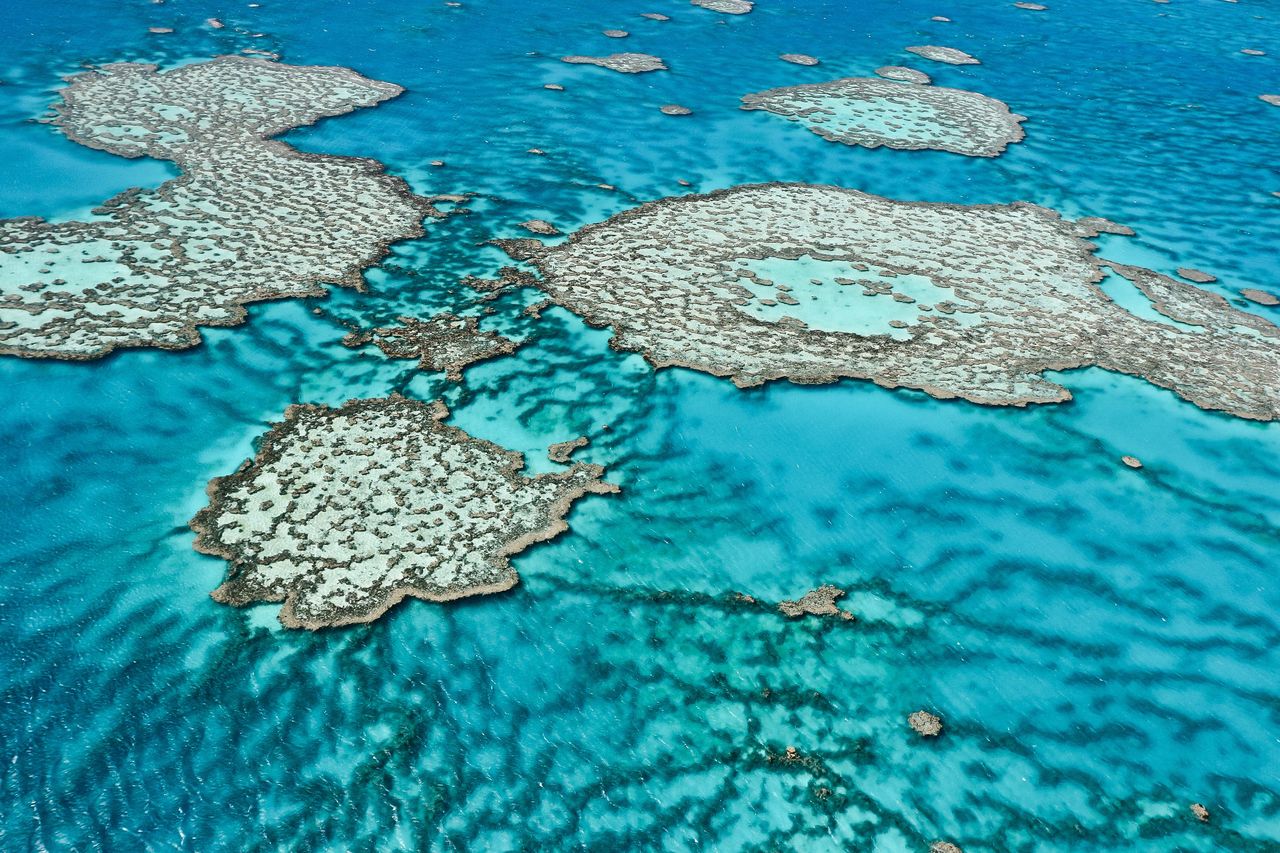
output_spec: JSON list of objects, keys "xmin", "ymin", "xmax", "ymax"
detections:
[
  {"xmin": 0, "ymin": 56, "xmax": 431, "ymax": 360},
  {"xmin": 491, "ymin": 183, "xmax": 1280, "ymax": 421},
  {"xmin": 192, "ymin": 396, "xmax": 617, "ymax": 629}
]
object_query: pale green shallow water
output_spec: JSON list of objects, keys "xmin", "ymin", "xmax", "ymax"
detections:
[
  {"xmin": 1, "ymin": 0, "xmax": 1279, "ymax": 849},
  {"xmin": 731, "ymin": 255, "xmax": 980, "ymax": 338}
]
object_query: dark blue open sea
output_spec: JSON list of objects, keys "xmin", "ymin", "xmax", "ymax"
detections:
[{"xmin": 2, "ymin": 0, "xmax": 1279, "ymax": 849}]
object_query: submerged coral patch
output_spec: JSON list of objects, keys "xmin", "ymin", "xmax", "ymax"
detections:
[
  {"xmin": 0, "ymin": 57, "xmax": 431, "ymax": 361},
  {"xmin": 908, "ymin": 710, "xmax": 944, "ymax": 737},
  {"xmin": 519, "ymin": 219, "xmax": 561, "ymax": 236},
  {"xmin": 1176, "ymin": 267, "xmax": 1217, "ymax": 284},
  {"xmin": 778, "ymin": 585, "xmax": 855, "ymax": 620},
  {"xmin": 192, "ymin": 396, "xmax": 617, "ymax": 629},
  {"xmin": 494, "ymin": 183, "xmax": 1280, "ymax": 420},
  {"xmin": 874, "ymin": 65, "xmax": 932, "ymax": 85},
  {"xmin": 741, "ymin": 77, "xmax": 1025, "ymax": 157},
  {"xmin": 343, "ymin": 314, "xmax": 518, "ymax": 381},
  {"xmin": 691, "ymin": 0, "xmax": 753, "ymax": 13},
  {"xmin": 906, "ymin": 45, "xmax": 981, "ymax": 65},
  {"xmin": 547, "ymin": 435, "xmax": 590, "ymax": 464}
]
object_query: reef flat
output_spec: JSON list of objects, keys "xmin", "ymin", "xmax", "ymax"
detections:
[
  {"xmin": 778, "ymin": 584, "xmax": 855, "ymax": 620},
  {"xmin": 692, "ymin": 0, "xmax": 753, "ymax": 13},
  {"xmin": 1243, "ymin": 288, "xmax": 1279, "ymax": 306},
  {"xmin": 875, "ymin": 66, "xmax": 932, "ymax": 85},
  {"xmin": 741, "ymin": 77, "xmax": 1025, "ymax": 157},
  {"xmin": 192, "ymin": 396, "xmax": 617, "ymax": 629},
  {"xmin": 0, "ymin": 57, "xmax": 430, "ymax": 360},
  {"xmin": 343, "ymin": 314, "xmax": 518, "ymax": 381},
  {"xmin": 6, "ymin": 0, "xmax": 1280, "ymax": 846},
  {"xmin": 906, "ymin": 45, "xmax": 981, "ymax": 65},
  {"xmin": 560, "ymin": 53, "xmax": 667, "ymax": 73},
  {"xmin": 493, "ymin": 183, "xmax": 1280, "ymax": 420}
]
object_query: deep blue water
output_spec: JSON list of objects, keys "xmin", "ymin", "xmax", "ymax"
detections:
[{"xmin": 1, "ymin": 0, "xmax": 1279, "ymax": 849}]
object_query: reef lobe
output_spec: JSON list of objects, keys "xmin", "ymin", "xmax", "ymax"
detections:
[
  {"xmin": 1176, "ymin": 267, "xmax": 1216, "ymax": 284},
  {"xmin": 741, "ymin": 77, "xmax": 1025, "ymax": 157},
  {"xmin": 691, "ymin": 0, "xmax": 753, "ymax": 13},
  {"xmin": 548, "ymin": 436, "xmax": 590, "ymax": 463},
  {"xmin": 875, "ymin": 66, "xmax": 932, "ymax": 84},
  {"xmin": 778, "ymin": 584, "xmax": 855, "ymax": 619},
  {"xmin": 342, "ymin": 314, "xmax": 518, "ymax": 381},
  {"xmin": 191, "ymin": 396, "xmax": 617, "ymax": 629},
  {"xmin": 909, "ymin": 710, "xmax": 944, "ymax": 736},
  {"xmin": 906, "ymin": 45, "xmax": 981, "ymax": 65},
  {"xmin": 0, "ymin": 56, "xmax": 431, "ymax": 361},
  {"xmin": 491, "ymin": 183, "xmax": 1280, "ymax": 421}
]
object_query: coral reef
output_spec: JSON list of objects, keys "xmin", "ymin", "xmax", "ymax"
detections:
[
  {"xmin": 1176, "ymin": 268, "xmax": 1216, "ymax": 284},
  {"xmin": 342, "ymin": 314, "xmax": 517, "ymax": 381},
  {"xmin": 519, "ymin": 219, "xmax": 560, "ymax": 236},
  {"xmin": 491, "ymin": 183, "xmax": 1280, "ymax": 420},
  {"xmin": 874, "ymin": 66, "xmax": 932, "ymax": 84},
  {"xmin": 192, "ymin": 397, "xmax": 617, "ymax": 629},
  {"xmin": 561, "ymin": 53, "xmax": 667, "ymax": 73},
  {"xmin": 908, "ymin": 710, "xmax": 943, "ymax": 737},
  {"xmin": 1242, "ymin": 289, "xmax": 1279, "ymax": 306},
  {"xmin": 777, "ymin": 585, "xmax": 855, "ymax": 620},
  {"xmin": 741, "ymin": 77, "xmax": 1024, "ymax": 156},
  {"xmin": 0, "ymin": 57, "xmax": 431, "ymax": 360},
  {"xmin": 548, "ymin": 436, "xmax": 590, "ymax": 464},
  {"xmin": 691, "ymin": 0, "xmax": 753, "ymax": 13},
  {"xmin": 906, "ymin": 45, "xmax": 981, "ymax": 65}
]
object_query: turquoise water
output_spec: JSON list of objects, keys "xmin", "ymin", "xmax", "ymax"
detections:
[
  {"xmin": 730, "ymin": 255, "xmax": 981, "ymax": 338},
  {"xmin": 2, "ymin": 0, "xmax": 1279, "ymax": 849}
]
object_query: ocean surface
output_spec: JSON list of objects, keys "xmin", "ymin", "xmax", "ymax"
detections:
[{"xmin": 2, "ymin": 0, "xmax": 1279, "ymax": 849}]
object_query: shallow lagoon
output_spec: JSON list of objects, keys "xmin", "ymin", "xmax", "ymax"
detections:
[{"xmin": 1, "ymin": 0, "xmax": 1278, "ymax": 849}]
